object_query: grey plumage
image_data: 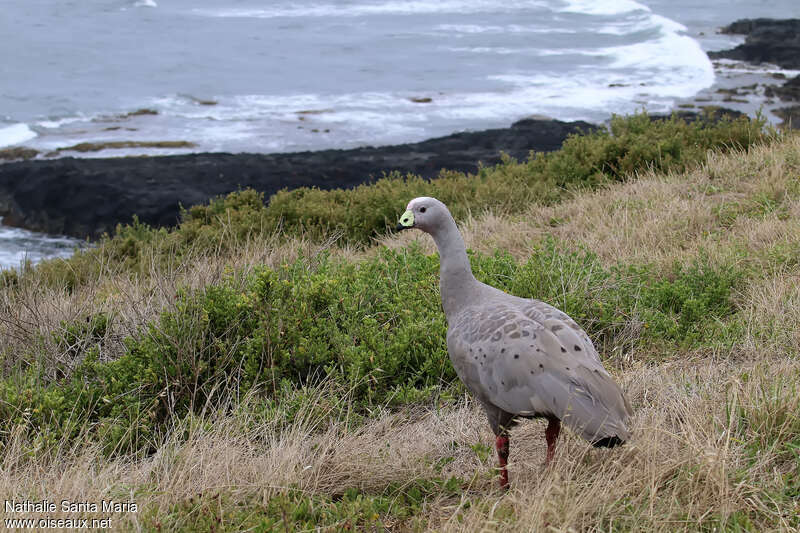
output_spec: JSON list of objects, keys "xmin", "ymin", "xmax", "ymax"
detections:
[{"xmin": 397, "ymin": 196, "xmax": 632, "ymax": 486}]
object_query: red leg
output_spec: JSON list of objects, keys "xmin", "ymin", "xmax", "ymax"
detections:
[
  {"xmin": 495, "ymin": 435, "xmax": 510, "ymax": 488},
  {"xmin": 545, "ymin": 418, "xmax": 561, "ymax": 465}
]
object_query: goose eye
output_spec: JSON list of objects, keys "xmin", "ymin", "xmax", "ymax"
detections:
[{"xmin": 419, "ymin": 207, "xmax": 427, "ymax": 213}]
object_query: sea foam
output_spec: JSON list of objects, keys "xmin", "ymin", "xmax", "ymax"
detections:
[{"xmin": 0, "ymin": 123, "xmax": 37, "ymax": 148}]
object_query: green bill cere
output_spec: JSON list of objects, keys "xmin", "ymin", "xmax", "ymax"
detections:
[{"xmin": 399, "ymin": 210, "xmax": 414, "ymax": 228}]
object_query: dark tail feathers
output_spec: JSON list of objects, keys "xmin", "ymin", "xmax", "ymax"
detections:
[{"xmin": 592, "ymin": 435, "xmax": 625, "ymax": 448}]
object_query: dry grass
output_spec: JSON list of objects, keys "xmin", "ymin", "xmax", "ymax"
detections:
[{"xmin": 2, "ymin": 134, "xmax": 800, "ymax": 531}]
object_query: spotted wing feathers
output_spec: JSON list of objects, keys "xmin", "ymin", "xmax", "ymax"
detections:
[{"xmin": 447, "ymin": 299, "xmax": 631, "ymax": 444}]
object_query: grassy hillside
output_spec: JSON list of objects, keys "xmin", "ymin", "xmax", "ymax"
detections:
[{"xmin": 1, "ymin": 113, "xmax": 799, "ymax": 531}]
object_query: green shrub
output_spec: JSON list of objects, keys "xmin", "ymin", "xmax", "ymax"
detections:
[
  {"xmin": 472, "ymin": 241, "xmax": 744, "ymax": 350},
  {"xmin": 541, "ymin": 110, "xmax": 764, "ymax": 185}
]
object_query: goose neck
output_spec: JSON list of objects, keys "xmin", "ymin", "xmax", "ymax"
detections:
[{"xmin": 431, "ymin": 219, "xmax": 476, "ymax": 319}]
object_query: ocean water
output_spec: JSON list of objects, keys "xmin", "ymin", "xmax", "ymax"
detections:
[
  {"xmin": 0, "ymin": 0, "xmax": 798, "ymax": 267},
  {"xmin": 0, "ymin": 221, "xmax": 81, "ymax": 268}
]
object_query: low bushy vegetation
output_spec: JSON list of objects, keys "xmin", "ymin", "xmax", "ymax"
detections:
[{"xmin": 0, "ymin": 241, "xmax": 748, "ymax": 457}]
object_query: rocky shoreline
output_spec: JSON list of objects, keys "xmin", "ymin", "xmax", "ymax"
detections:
[
  {"xmin": 708, "ymin": 18, "xmax": 800, "ymax": 127},
  {"xmin": 0, "ymin": 117, "xmax": 597, "ymax": 239},
  {"xmin": 709, "ymin": 19, "xmax": 800, "ymax": 69},
  {"xmin": 1, "ymin": 17, "xmax": 798, "ymax": 241}
]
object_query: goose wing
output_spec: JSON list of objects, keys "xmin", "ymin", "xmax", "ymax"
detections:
[{"xmin": 447, "ymin": 299, "xmax": 631, "ymax": 443}]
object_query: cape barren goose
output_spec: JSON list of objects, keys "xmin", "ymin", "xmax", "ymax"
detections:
[{"xmin": 396, "ymin": 197, "xmax": 632, "ymax": 488}]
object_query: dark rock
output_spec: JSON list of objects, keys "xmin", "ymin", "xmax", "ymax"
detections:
[
  {"xmin": 708, "ymin": 18, "xmax": 800, "ymax": 69},
  {"xmin": 765, "ymin": 74, "xmax": 800, "ymax": 102},
  {"xmin": 0, "ymin": 117, "xmax": 597, "ymax": 239}
]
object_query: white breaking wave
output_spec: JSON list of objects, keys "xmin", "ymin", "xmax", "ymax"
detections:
[
  {"xmin": 36, "ymin": 115, "xmax": 92, "ymax": 129},
  {"xmin": 608, "ymin": 15, "xmax": 713, "ymax": 93},
  {"xmin": 0, "ymin": 123, "xmax": 37, "ymax": 147},
  {"xmin": 487, "ymin": 47, "xmax": 713, "ymax": 106},
  {"xmin": 193, "ymin": 0, "xmax": 549, "ymax": 19},
  {"xmin": 134, "ymin": 0, "xmax": 157, "ymax": 7},
  {"xmin": 606, "ymin": 33, "xmax": 710, "ymax": 74}
]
